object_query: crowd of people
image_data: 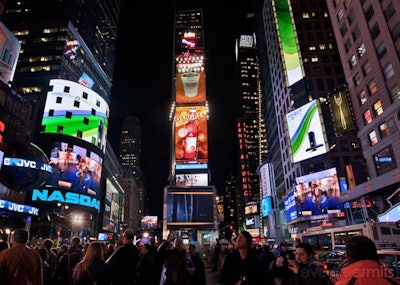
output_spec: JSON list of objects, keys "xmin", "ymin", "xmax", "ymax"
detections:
[{"xmin": 0, "ymin": 228, "xmax": 400, "ymax": 285}]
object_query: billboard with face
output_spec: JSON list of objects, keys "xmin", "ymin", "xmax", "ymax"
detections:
[{"xmin": 285, "ymin": 100, "xmax": 329, "ymax": 163}]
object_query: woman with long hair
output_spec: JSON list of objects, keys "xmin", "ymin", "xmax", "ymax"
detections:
[{"xmin": 72, "ymin": 241, "xmax": 110, "ymax": 285}]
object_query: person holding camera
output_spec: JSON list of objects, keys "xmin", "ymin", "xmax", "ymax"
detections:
[{"xmin": 270, "ymin": 242, "xmax": 332, "ymax": 285}]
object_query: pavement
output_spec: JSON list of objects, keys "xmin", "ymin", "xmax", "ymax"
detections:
[{"xmin": 205, "ymin": 266, "xmax": 221, "ymax": 285}]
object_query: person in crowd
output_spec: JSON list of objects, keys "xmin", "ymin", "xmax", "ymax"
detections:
[
  {"xmin": 220, "ymin": 231, "xmax": 271, "ymax": 285},
  {"xmin": 136, "ymin": 243, "xmax": 156, "ymax": 285},
  {"xmin": 42, "ymin": 238, "xmax": 58, "ymax": 284},
  {"xmin": 212, "ymin": 238, "xmax": 222, "ymax": 272},
  {"xmin": 187, "ymin": 244, "xmax": 206, "ymax": 285},
  {"xmin": 279, "ymin": 241, "xmax": 295, "ymax": 261},
  {"xmin": 104, "ymin": 243, "xmax": 114, "ymax": 260},
  {"xmin": 270, "ymin": 242, "xmax": 332, "ymax": 285},
  {"xmin": 73, "ymin": 241, "xmax": 110, "ymax": 285},
  {"xmin": 157, "ymin": 234, "xmax": 191, "ymax": 285},
  {"xmin": 294, "ymin": 237, "xmax": 301, "ymax": 248},
  {"xmin": 0, "ymin": 228, "xmax": 43, "ymax": 285},
  {"xmin": 56, "ymin": 236, "xmax": 84, "ymax": 285},
  {"xmin": 258, "ymin": 244, "xmax": 276, "ymax": 271},
  {"xmin": 38, "ymin": 247, "xmax": 51, "ymax": 285},
  {"xmin": 106, "ymin": 228, "xmax": 139, "ymax": 285},
  {"xmin": 0, "ymin": 241, "xmax": 9, "ymax": 252},
  {"xmin": 334, "ymin": 236, "xmax": 400, "ymax": 285}
]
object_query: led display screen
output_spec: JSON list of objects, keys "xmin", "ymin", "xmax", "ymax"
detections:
[
  {"xmin": 41, "ymin": 79, "xmax": 109, "ymax": 153},
  {"xmin": 175, "ymin": 105, "xmax": 208, "ymax": 164},
  {"xmin": 284, "ymin": 191, "xmax": 298, "ymax": 223},
  {"xmin": 141, "ymin": 216, "xmax": 158, "ymax": 229},
  {"xmin": 262, "ymin": 196, "xmax": 273, "ymax": 218},
  {"xmin": 102, "ymin": 179, "xmax": 119, "ymax": 232},
  {"xmin": 294, "ymin": 167, "xmax": 343, "ymax": 218},
  {"xmin": 165, "ymin": 187, "xmax": 215, "ymax": 229},
  {"xmin": 285, "ymin": 100, "xmax": 329, "ymax": 163},
  {"xmin": 0, "ymin": 22, "xmax": 20, "ymax": 84},
  {"xmin": 273, "ymin": 0, "xmax": 304, "ymax": 86},
  {"xmin": 330, "ymin": 88, "xmax": 354, "ymax": 134},
  {"xmin": 176, "ymin": 173, "xmax": 208, "ymax": 186}
]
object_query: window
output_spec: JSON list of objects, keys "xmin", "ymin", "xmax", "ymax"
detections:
[
  {"xmin": 362, "ymin": 61, "xmax": 371, "ymax": 75},
  {"xmin": 311, "ymin": 56, "xmax": 319, "ymax": 62},
  {"xmin": 364, "ymin": 110, "xmax": 373, "ymax": 124},
  {"xmin": 345, "ymin": 39, "xmax": 352, "ymax": 52},
  {"xmin": 337, "ymin": 8, "xmax": 344, "ymax": 21},
  {"xmin": 391, "ymin": 22, "xmax": 400, "ymax": 42},
  {"xmin": 303, "ymin": 13, "xmax": 310, "ymax": 18},
  {"xmin": 365, "ymin": 6, "xmax": 374, "ymax": 22},
  {"xmin": 369, "ymin": 130, "xmax": 378, "ymax": 145},
  {"xmin": 348, "ymin": 10, "xmax": 355, "ymax": 25},
  {"xmin": 390, "ymin": 85, "xmax": 400, "ymax": 101},
  {"xmin": 341, "ymin": 24, "xmax": 348, "ymax": 36},
  {"xmin": 368, "ymin": 81, "xmax": 377, "ymax": 95},
  {"xmin": 319, "ymin": 44, "xmax": 326, "ymax": 50},
  {"xmin": 371, "ymin": 23, "xmax": 380, "ymax": 40},
  {"xmin": 379, "ymin": 122, "xmax": 390, "ymax": 138},
  {"xmin": 377, "ymin": 42, "xmax": 387, "ymax": 59},
  {"xmin": 358, "ymin": 90, "xmax": 367, "ymax": 105},
  {"xmin": 374, "ymin": 146, "xmax": 397, "ymax": 176},
  {"xmin": 352, "ymin": 27, "xmax": 360, "ymax": 41},
  {"xmin": 354, "ymin": 73, "xmax": 362, "ymax": 86},
  {"xmin": 383, "ymin": 64, "xmax": 394, "ymax": 80},
  {"xmin": 350, "ymin": 54, "xmax": 357, "ymax": 67},
  {"xmin": 373, "ymin": 100, "xmax": 383, "ymax": 116},
  {"xmin": 358, "ymin": 43, "xmax": 366, "ymax": 57},
  {"xmin": 384, "ymin": 2, "xmax": 395, "ymax": 21}
]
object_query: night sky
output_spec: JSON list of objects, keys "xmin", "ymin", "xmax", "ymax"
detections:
[{"xmin": 109, "ymin": 1, "xmax": 246, "ymax": 217}]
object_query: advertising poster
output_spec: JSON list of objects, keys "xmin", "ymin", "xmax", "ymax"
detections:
[
  {"xmin": 330, "ymin": 88, "xmax": 354, "ymax": 134},
  {"xmin": 175, "ymin": 105, "xmax": 208, "ymax": 163},
  {"xmin": 285, "ymin": 100, "xmax": 329, "ymax": 163},
  {"xmin": 294, "ymin": 167, "xmax": 343, "ymax": 217},
  {"xmin": 284, "ymin": 191, "xmax": 298, "ymax": 223}
]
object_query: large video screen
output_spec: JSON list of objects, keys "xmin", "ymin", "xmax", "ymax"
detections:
[
  {"xmin": 41, "ymin": 79, "xmax": 109, "ymax": 153},
  {"xmin": 165, "ymin": 187, "xmax": 215, "ymax": 229},
  {"xmin": 330, "ymin": 88, "xmax": 354, "ymax": 134},
  {"xmin": 175, "ymin": 105, "xmax": 208, "ymax": 164},
  {"xmin": 44, "ymin": 140, "xmax": 103, "ymax": 199},
  {"xmin": 294, "ymin": 167, "xmax": 343, "ymax": 218},
  {"xmin": 285, "ymin": 100, "xmax": 329, "ymax": 163}
]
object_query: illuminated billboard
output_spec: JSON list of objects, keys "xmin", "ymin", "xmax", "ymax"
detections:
[
  {"xmin": 285, "ymin": 100, "xmax": 329, "ymax": 163},
  {"xmin": 141, "ymin": 216, "xmax": 158, "ymax": 229},
  {"xmin": 165, "ymin": 186, "xmax": 216, "ymax": 229},
  {"xmin": 330, "ymin": 87, "xmax": 354, "ymax": 134},
  {"xmin": 294, "ymin": 167, "xmax": 343, "ymax": 218},
  {"xmin": 41, "ymin": 79, "xmax": 109, "ymax": 153},
  {"xmin": 40, "ymin": 139, "xmax": 103, "ymax": 200},
  {"xmin": 175, "ymin": 105, "xmax": 208, "ymax": 164},
  {"xmin": 260, "ymin": 163, "xmax": 274, "ymax": 198},
  {"xmin": 0, "ymin": 21, "xmax": 20, "ymax": 84},
  {"xmin": 176, "ymin": 173, "xmax": 208, "ymax": 186},
  {"xmin": 102, "ymin": 178, "xmax": 119, "ymax": 232},
  {"xmin": 284, "ymin": 191, "xmax": 297, "ymax": 223},
  {"xmin": 273, "ymin": 0, "xmax": 304, "ymax": 86}
]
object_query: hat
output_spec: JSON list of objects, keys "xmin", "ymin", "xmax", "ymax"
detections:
[{"xmin": 280, "ymin": 242, "xmax": 289, "ymax": 247}]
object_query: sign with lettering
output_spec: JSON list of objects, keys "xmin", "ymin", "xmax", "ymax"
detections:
[{"xmin": 0, "ymin": 199, "xmax": 39, "ymax": 215}]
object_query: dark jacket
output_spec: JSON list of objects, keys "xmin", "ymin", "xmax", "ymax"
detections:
[
  {"xmin": 188, "ymin": 252, "xmax": 206, "ymax": 285},
  {"xmin": 73, "ymin": 258, "xmax": 110, "ymax": 285},
  {"xmin": 106, "ymin": 243, "xmax": 139, "ymax": 285},
  {"xmin": 136, "ymin": 252, "xmax": 156, "ymax": 285},
  {"xmin": 220, "ymin": 249, "xmax": 270, "ymax": 285}
]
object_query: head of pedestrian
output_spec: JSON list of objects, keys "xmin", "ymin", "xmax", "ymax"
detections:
[
  {"xmin": 12, "ymin": 228, "xmax": 29, "ymax": 245},
  {"xmin": 122, "ymin": 229, "xmax": 134, "ymax": 244},
  {"xmin": 188, "ymin": 244, "xmax": 196, "ymax": 256},
  {"xmin": 237, "ymin": 231, "xmax": 253, "ymax": 250},
  {"xmin": 174, "ymin": 236, "xmax": 183, "ymax": 251},
  {"xmin": 295, "ymin": 242, "xmax": 315, "ymax": 264},
  {"xmin": 345, "ymin": 235, "xmax": 379, "ymax": 263}
]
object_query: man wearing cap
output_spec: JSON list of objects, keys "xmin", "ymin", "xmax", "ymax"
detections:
[
  {"xmin": 279, "ymin": 242, "xmax": 295, "ymax": 261},
  {"xmin": 0, "ymin": 228, "xmax": 43, "ymax": 285}
]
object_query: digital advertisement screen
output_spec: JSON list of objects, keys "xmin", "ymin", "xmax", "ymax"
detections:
[
  {"xmin": 0, "ymin": 22, "xmax": 20, "ymax": 84},
  {"xmin": 102, "ymin": 179, "xmax": 118, "ymax": 231},
  {"xmin": 176, "ymin": 173, "xmax": 208, "ymax": 186},
  {"xmin": 175, "ymin": 105, "xmax": 208, "ymax": 163},
  {"xmin": 141, "ymin": 216, "xmax": 158, "ymax": 229},
  {"xmin": 330, "ymin": 88, "xmax": 354, "ymax": 134},
  {"xmin": 260, "ymin": 163, "xmax": 274, "ymax": 198},
  {"xmin": 284, "ymin": 191, "xmax": 298, "ymax": 223},
  {"xmin": 41, "ymin": 79, "xmax": 109, "ymax": 153},
  {"xmin": 262, "ymin": 196, "xmax": 273, "ymax": 218},
  {"xmin": 285, "ymin": 100, "xmax": 329, "ymax": 163},
  {"xmin": 273, "ymin": 0, "xmax": 304, "ymax": 86},
  {"xmin": 294, "ymin": 167, "xmax": 343, "ymax": 218},
  {"xmin": 165, "ymin": 187, "xmax": 215, "ymax": 229},
  {"xmin": 44, "ymin": 140, "xmax": 103, "ymax": 199}
]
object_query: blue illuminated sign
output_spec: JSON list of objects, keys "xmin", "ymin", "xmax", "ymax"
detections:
[{"xmin": 0, "ymin": 199, "xmax": 39, "ymax": 215}]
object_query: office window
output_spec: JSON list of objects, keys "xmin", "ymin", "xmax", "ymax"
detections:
[
  {"xmin": 362, "ymin": 61, "xmax": 371, "ymax": 75},
  {"xmin": 365, "ymin": 6, "xmax": 374, "ymax": 22},
  {"xmin": 373, "ymin": 100, "xmax": 383, "ymax": 116},
  {"xmin": 303, "ymin": 13, "xmax": 310, "ymax": 18},
  {"xmin": 367, "ymin": 81, "xmax": 377, "ymax": 95},
  {"xmin": 348, "ymin": 10, "xmax": 355, "ymax": 25},
  {"xmin": 391, "ymin": 22, "xmax": 400, "ymax": 42},
  {"xmin": 319, "ymin": 44, "xmax": 326, "ymax": 50},
  {"xmin": 371, "ymin": 23, "xmax": 380, "ymax": 40},
  {"xmin": 354, "ymin": 73, "xmax": 362, "ymax": 86},
  {"xmin": 377, "ymin": 42, "xmax": 387, "ymax": 59},
  {"xmin": 357, "ymin": 43, "xmax": 366, "ymax": 57},
  {"xmin": 384, "ymin": 2, "xmax": 395, "ymax": 21},
  {"xmin": 364, "ymin": 110, "xmax": 373, "ymax": 124},
  {"xmin": 352, "ymin": 27, "xmax": 360, "ymax": 41},
  {"xmin": 351, "ymin": 140, "xmax": 362, "ymax": 151},
  {"xmin": 383, "ymin": 63, "xmax": 394, "ymax": 80},
  {"xmin": 379, "ymin": 122, "xmax": 390, "ymax": 138},
  {"xmin": 337, "ymin": 8, "xmax": 344, "ymax": 21},
  {"xmin": 369, "ymin": 130, "xmax": 378, "ymax": 145},
  {"xmin": 390, "ymin": 85, "xmax": 400, "ymax": 101},
  {"xmin": 345, "ymin": 39, "xmax": 352, "ymax": 52},
  {"xmin": 374, "ymin": 146, "xmax": 397, "ymax": 176},
  {"xmin": 311, "ymin": 56, "xmax": 319, "ymax": 62},
  {"xmin": 350, "ymin": 54, "xmax": 357, "ymax": 68}
]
